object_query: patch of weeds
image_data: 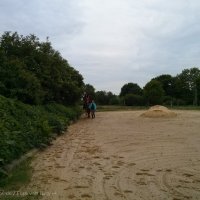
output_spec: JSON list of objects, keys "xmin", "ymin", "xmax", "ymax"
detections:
[{"xmin": 0, "ymin": 158, "xmax": 40, "ymax": 200}]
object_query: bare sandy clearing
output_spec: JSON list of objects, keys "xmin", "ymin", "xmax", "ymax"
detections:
[{"xmin": 26, "ymin": 110, "xmax": 200, "ymax": 200}]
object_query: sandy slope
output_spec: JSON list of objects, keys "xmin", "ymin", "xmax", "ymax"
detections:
[{"xmin": 26, "ymin": 110, "xmax": 200, "ymax": 200}]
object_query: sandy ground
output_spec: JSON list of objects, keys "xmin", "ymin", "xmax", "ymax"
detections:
[{"xmin": 26, "ymin": 110, "xmax": 200, "ymax": 200}]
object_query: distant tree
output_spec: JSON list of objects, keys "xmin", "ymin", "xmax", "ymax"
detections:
[
  {"xmin": 120, "ymin": 83, "xmax": 142, "ymax": 97},
  {"xmin": 95, "ymin": 91, "xmax": 107, "ymax": 105},
  {"xmin": 107, "ymin": 91, "xmax": 116, "ymax": 104},
  {"xmin": 84, "ymin": 84, "xmax": 95, "ymax": 98},
  {"xmin": 152, "ymin": 74, "xmax": 177, "ymax": 106},
  {"xmin": 175, "ymin": 67, "xmax": 200, "ymax": 105},
  {"xmin": 109, "ymin": 96, "xmax": 120, "ymax": 105},
  {"xmin": 196, "ymin": 77, "xmax": 200, "ymax": 105},
  {"xmin": 143, "ymin": 80, "xmax": 165, "ymax": 105},
  {"xmin": 124, "ymin": 94, "xmax": 144, "ymax": 106},
  {"xmin": 152, "ymin": 74, "xmax": 175, "ymax": 97},
  {"xmin": 95, "ymin": 90, "xmax": 117, "ymax": 105}
]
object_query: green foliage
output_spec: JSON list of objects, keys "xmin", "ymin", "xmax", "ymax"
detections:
[
  {"xmin": 0, "ymin": 158, "xmax": 39, "ymax": 200},
  {"xmin": 120, "ymin": 83, "xmax": 142, "ymax": 97},
  {"xmin": 0, "ymin": 95, "xmax": 81, "ymax": 170},
  {"xmin": 143, "ymin": 80, "xmax": 165, "ymax": 105},
  {"xmin": 0, "ymin": 32, "xmax": 84, "ymax": 105},
  {"xmin": 84, "ymin": 84, "xmax": 95, "ymax": 98},
  {"xmin": 109, "ymin": 96, "xmax": 120, "ymax": 105},
  {"xmin": 0, "ymin": 158, "xmax": 32, "ymax": 189},
  {"xmin": 152, "ymin": 74, "xmax": 175, "ymax": 97},
  {"xmin": 175, "ymin": 67, "xmax": 200, "ymax": 105},
  {"xmin": 119, "ymin": 68, "xmax": 200, "ymax": 106},
  {"xmin": 124, "ymin": 94, "xmax": 144, "ymax": 106},
  {"xmin": 95, "ymin": 91, "xmax": 117, "ymax": 105},
  {"xmin": 97, "ymin": 105, "xmax": 147, "ymax": 111}
]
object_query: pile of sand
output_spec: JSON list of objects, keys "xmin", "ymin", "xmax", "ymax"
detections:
[{"xmin": 141, "ymin": 105, "xmax": 177, "ymax": 118}]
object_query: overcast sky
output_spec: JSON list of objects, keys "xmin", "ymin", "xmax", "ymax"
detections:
[{"xmin": 1, "ymin": 0, "xmax": 200, "ymax": 94}]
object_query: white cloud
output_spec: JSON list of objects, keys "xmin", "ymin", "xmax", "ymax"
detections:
[{"xmin": 1, "ymin": 0, "xmax": 200, "ymax": 94}]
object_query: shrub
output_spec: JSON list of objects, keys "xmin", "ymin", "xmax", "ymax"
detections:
[
  {"xmin": 0, "ymin": 95, "xmax": 81, "ymax": 168},
  {"xmin": 124, "ymin": 94, "xmax": 144, "ymax": 106},
  {"xmin": 0, "ymin": 32, "xmax": 84, "ymax": 105}
]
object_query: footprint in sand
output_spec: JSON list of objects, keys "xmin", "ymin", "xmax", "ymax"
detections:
[
  {"xmin": 112, "ymin": 165, "xmax": 120, "ymax": 169},
  {"xmin": 137, "ymin": 181, "xmax": 147, "ymax": 185},
  {"xmin": 55, "ymin": 156, "xmax": 62, "ymax": 158},
  {"xmin": 117, "ymin": 161, "xmax": 124, "ymax": 166},
  {"xmin": 93, "ymin": 162, "xmax": 101, "ymax": 166},
  {"xmin": 183, "ymin": 173, "xmax": 194, "ymax": 177},
  {"xmin": 53, "ymin": 177, "xmax": 61, "ymax": 181},
  {"xmin": 86, "ymin": 167, "xmax": 92, "ymax": 170},
  {"xmin": 74, "ymin": 185, "xmax": 89, "ymax": 189},
  {"xmin": 60, "ymin": 179, "xmax": 68, "ymax": 182},
  {"xmin": 103, "ymin": 176, "xmax": 111, "ymax": 180},
  {"xmin": 193, "ymin": 179, "xmax": 200, "ymax": 183},
  {"xmin": 56, "ymin": 165, "xmax": 66, "ymax": 169},
  {"xmin": 127, "ymin": 163, "xmax": 136, "ymax": 166},
  {"xmin": 81, "ymin": 193, "xmax": 92, "ymax": 198},
  {"xmin": 136, "ymin": 172, "xmax": 155, "ymax": 176},
  {"xmin": 140, "ymin": 169, "xmax": 149, "ymax": 172},
  {"xmin": 114, "ymin": 192, "xmax": 124, "ymax": 197},
  {"xmin": 68, "ymin": 194, "xmax": 75, "ymax": 199},
  {"xmin": 93, "ymin": 156, "xmax": 100, "ymax": 159},
  {"xmin": 124, "ymin": 190, "xmax": 133, "ymax": 193}
]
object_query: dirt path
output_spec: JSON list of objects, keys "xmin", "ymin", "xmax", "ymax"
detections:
[{"xmin": 27, "ymin": 110, "xmax": 200, "ymax": 200}]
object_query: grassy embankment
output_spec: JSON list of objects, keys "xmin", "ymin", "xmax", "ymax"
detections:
[
  {"xmin": 96, "ymin": 105, "xmax": 148, "ymax": 112},
  {"xmin": 0, "ymin": 95, "xmax": 82, "ymax": 199},
  {"xmin": 0, "ymin": 158, "xmax": 38, "ymax": 200},
  {"xmin": 97, "ymin": 105, "xmax": 200, "ymax": 112}
]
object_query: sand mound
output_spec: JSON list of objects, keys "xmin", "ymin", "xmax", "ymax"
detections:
[{"xmin": 141, "ymin": 105, "xmax": 177, "ymax": 118}]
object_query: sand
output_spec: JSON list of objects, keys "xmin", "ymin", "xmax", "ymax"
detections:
[
  {"xmin": 141, "ymin": 105, "xmax": 177, "ymax": 118},
  {"xmin": 25, "ymin": 110, "xmax": 200, "ymax": 200}
]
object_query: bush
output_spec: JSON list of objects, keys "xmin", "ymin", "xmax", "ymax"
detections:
[
  {"xmin": 0, "ymin": 32, "xmax": 84, "ymax": 105},
  {"xmin": 124, "ymin": 94, "xmax": 144, "ymax": 106},
  {"xmin": 143, "ymin": 80, "xmax": 165, "ymax": 105},
  {"xmin": 0, "ymin": 95, "xmax": 81, "ymax": 168},
  {"xmin": 109, "ymin": 96, "xmax": 120, "ymax": 105}
]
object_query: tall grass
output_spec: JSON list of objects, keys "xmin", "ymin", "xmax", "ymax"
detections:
[{"xmin": 0, "ymin": 158, "xmax": 40, "ymax": 200}]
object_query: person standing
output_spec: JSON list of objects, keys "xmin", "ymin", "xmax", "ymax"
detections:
[{"xmin": 89, "ymin": 100, "xmax": 97, "ymax": 119}]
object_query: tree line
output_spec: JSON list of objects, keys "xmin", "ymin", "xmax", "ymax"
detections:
[
  {"xmin": 1, "ymin": 32, "xmax": 200, "ymax": 107},
  {"xmin": 0, "ymin": 32, "xmax": 84, "ymax": 105},
  {"xmin": 86, "ymin": 67, "xmax": 200, "ymax": 106}
]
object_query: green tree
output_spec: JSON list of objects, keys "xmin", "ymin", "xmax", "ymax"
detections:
[
  {"xmin": 175, "ymin": 67, "xmax": 200, "ymax": 105},
  {"xmin": 120, "ymin": 83, "xmax": 142, "ymax": 97},
  {"xmin": 124, "ymin": 94, "xmax": 144, "ymax": 106},
  {"xmin": 152, "ymin": 74, "xmax": 175, "ymax": 97},
  {"xmin": 84, "ymin": 84, "xmax": 95, "ymax": 99},
  {"xmin": 109, "ymin": 96, "xmax": 120, "ymax": 105},
  {"xmin": 0, "ymin": 32, "xmax": 84, "ymax": 105},
  {"xmin": 143, "ymin": 80, "xmax": 165, "ymax": 105},
  {"xmin": 152, "ymin": 74, "xmax": 177, "ymax": 106},
  {"xmin": 95, "ymin": 91, "xmax": 107, "ymax": 105},
  {"xmin": 196, "ymin": 77, "xmax": 200, "ymax": 105},
  {"xmin": 95, "ymin": 91, "xmax": 116, "ymax": 105}
]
